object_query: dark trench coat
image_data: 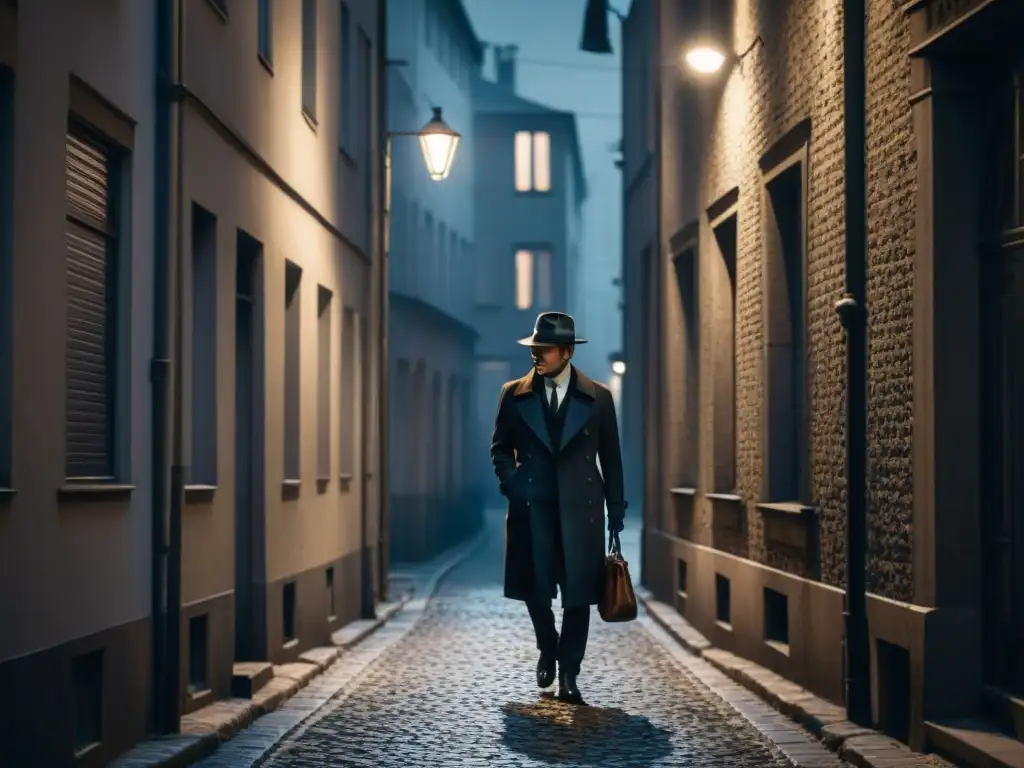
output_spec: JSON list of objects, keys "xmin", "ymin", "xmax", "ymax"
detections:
[{"xmin": 490, "ymin": 367, "xmax": 627, "ymax": 610}]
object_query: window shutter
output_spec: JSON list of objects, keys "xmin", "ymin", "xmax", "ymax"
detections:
[{"xmin": 65, "ymin": 131, "xmax": 114, "ymax": 478}]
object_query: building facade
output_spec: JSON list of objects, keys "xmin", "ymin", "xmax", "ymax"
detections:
[
  {"xmin": 386, "ymin": 0, "xmax": 482, "ymax": 563},
  {"xmin": 471, "ymin": 46, "xmax": 588, "ymax": 506},
  {"xmin": 0, "ymin": 0, "xmax": 386, "ymax": 765},
  {"xmin": 623, "ymin": 0, "xmax": 1024, "ymax": 762}
]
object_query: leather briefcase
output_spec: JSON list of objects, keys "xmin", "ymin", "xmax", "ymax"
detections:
[{"xmin": 599, "ymin": 531, "xmax": 638, "ymax": 622}]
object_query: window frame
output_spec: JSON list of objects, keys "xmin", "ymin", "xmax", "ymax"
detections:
[
  {"xmin": 513, "ymin": 130, "xmax": 553, "ymax": 194},
  {"xmin": 338, "ymin": 0, "xmax": 352, "ymax": 153},
  {"xmin": 258, "ymin": 0, "xmax": 273, "ymax": 71},
  {"xmin": 0, "ymin": 68, "xmax": 12, "ymax": 490},
  {"xmin": 64, "ymin": 120, "xmax": 125, "ymax": 484}
]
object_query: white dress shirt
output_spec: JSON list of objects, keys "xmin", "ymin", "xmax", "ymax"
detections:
[{"xmin": 545, "ymin": 363, "xmax": 572, "ymax": 411}]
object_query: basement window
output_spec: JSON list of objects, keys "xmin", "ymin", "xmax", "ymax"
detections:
[
  {"xmin": 715, "ymin": 573, "xmax": 731, "ymax": 628},
  {"xmin": 72, "ymin": 650, "xmax": 103, "ymax": 756},
  {"xmin": 763, "ymin": 587, "xmax": 789, "ymax": 654},
  {"xmin": 326, "ymin": 566, "xmax": 336, "ymax": 620},
  {"xmin": 188, "ymin": 614, "xmax": 209, "ymax": 694},
  {"xmin": 677, "ymin": 559, "xmax": 688, "ymax": 597},
  {"xmin": 283, "ymin": 580, "xmax": 298, "ymax": 645}
]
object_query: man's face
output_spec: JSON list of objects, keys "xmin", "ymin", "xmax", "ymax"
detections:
[{"xmin": 531, "ymin": 344, "xmax": 570, "ymax": 377}]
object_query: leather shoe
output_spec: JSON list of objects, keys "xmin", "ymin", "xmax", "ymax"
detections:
[
  {"xmin": 557, "ymin": 669, "xmax": 583, "ymax": 704},
  {"xmin": 536, "ymin": 653, "xmax": 556, "ymax": 688}
]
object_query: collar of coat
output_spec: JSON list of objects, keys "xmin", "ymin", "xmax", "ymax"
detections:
[{"xmin": 512, "ymin": 366, "xmax": 597, "ymax": 401}]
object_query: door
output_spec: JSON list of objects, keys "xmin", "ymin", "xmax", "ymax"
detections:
[
  {"xmin": 986, "ymin": 245, "xmax": 1024, "ymax": 692},
  {"xmin": 234, "ymin": 237, "xmax": 266, "ymax": 661}
]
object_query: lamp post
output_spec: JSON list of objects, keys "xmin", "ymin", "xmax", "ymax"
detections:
[{"xmin": 375, "ymin": 107, "xmax": 460, "ymax": 607}]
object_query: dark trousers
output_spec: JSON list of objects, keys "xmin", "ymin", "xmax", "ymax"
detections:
[{"xmin": 525, "ymin": 505, "xmax": 591, "ymax": 674}]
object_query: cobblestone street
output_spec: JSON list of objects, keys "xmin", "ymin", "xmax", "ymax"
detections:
[{"xmin": 200, "ymin": 514, "xmax": 847, "ymax": 768}]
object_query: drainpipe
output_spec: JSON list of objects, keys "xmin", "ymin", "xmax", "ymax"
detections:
[
  {"xmin": 835, "ymin": 0, "xmax": 871, "ymax": 727},
  {"xmin": 375, "ymin": 0, "xmax": 390, "ymax": 606},
  {"xmin": 643, "ymin": 0, "xmax": 664, "ymax": 589},
  {"xmin": 153, "ymin": 0, "xmax": 185, "ymax": 733}
]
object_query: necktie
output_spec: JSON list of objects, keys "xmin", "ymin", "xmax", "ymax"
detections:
[{"xmin": 549, "ymin": 383, "xmax": 559, "ymax": 414}]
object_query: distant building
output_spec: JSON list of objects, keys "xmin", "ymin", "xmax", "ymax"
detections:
[
  {"xmin": 623, "ymin": 0, "xmax": 1024, "ymax": 762},
  {"xmin": 386, "ymin": 0, "xmax": 484, "ymax": 562},
  {"xmin": 0, "ymin": 0, "xmax": 386, "ymax": 764},
  {"xmin": 471, "ymin": 44, "xmax": 587, "ymax": 505}
]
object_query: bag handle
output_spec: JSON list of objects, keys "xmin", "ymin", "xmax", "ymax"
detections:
[{"xmin": 608, "ymin": 529, "xmax": 622, "ymax": 556}]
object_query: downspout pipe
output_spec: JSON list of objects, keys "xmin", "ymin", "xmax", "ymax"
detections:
[
  {"xmin": 153, "ymin": 0, "xmax": 185, "ymax": 734},
  {"xmin": 376, "ymin": 0, "xmax": 390, "ymax": 606},
  {"xmin": 835, "ymin": 0, "xmax": 871, "ymax": 727}
]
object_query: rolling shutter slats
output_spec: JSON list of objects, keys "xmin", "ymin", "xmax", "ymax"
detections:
[{"xmin": 65, "ymin": 133, "xmax": 112, "ymax": 478}]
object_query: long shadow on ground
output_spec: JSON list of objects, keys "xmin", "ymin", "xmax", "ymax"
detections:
[{"xmin": 501, "ymin": 696, "xmax": 673, "ymax": 766}]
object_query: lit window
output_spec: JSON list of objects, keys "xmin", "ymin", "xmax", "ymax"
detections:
[
  {"xmin": 514, "ymin": 131, "xmax": 552, "ymax": 192},
  {"xmin": 515, "ymin": 249, "xmax": 533, "ymax": 309}
]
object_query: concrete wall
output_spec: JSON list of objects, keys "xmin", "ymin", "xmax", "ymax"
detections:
[
  {"xmin": 386, "ymin": 0, "xmax": 481, "ymax": 562},
  {"xmin": 0, "ymin": 1, "xmax": 157, "ymax": 765},
  {"xmin": 178, "ymin": 0, "xmax": 382, "ymax": 694}
]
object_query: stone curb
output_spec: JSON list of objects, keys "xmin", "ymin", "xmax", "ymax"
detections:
[
  {"xmin": 109, "ymin": 529, "xmax": 488, "ymax": 768},
  {"xmin": 636, "ymin": 587, "xmax": 957, "ymax": 768}
]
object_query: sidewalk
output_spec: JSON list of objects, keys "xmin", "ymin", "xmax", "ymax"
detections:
[{"xmin": 109, "ymin": 526, "xmax": 490, "ymax": 768}]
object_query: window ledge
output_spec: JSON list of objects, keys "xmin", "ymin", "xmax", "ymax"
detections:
[
  {"xmin": 282, "ymin": 638, "xmax": 300, "ymax": 651},
  {"xmin": 282, "ymin": 479, "xmax": 301, "ymax": 501},
  {"xmin": 0, "ymin": 487, "xmax": 16, "ymax": 498},
  {"xmin": 258, "ymin": 53, "xmax": 274, "ymax": 76},
  {"xmin": 339, "ymin": 147, "xmax": 356, "ymax": 169},
  {"xmin": 204, "ymin": 0, "xmax": 228, "ymax": 22},
  {"xmin": 715, "ymin": 620, "xmax": 733, "ymax": 633},
  {"xmin": 316, "ymin": 476, "xmax": 331, "ymax": 494},
  {"xmin": 707, "ymin": 492, "xmax": 742, "ymax": 503},
  {"xmin": 302, "ymin": 109, "xmax": 318, "ymax": 133},
  {"xmin": 756, "ymin": 502, "xmax": 815, "ymax": 516},
  {"xmin": 59, "ymin": 483, "xmax": 135, "ymax": 501},
  {"xmin": 669, "ymin": 487, "xmax": 697, "ymax": 497},
  {"xmin": 339, "ymin": 473, "xmax": 354, "ymax": 491},
  {"xmin": 765, "ymin": 639, "xmax": 791, "ymax": 657},
  {"xmin": 184, "ymin": 484, "xmax": 217, "ymax": 504}
]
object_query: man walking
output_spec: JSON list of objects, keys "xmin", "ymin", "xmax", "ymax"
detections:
[{"xmin": 490, "ymin": 312, "xmax": 627, "ymax": 704}]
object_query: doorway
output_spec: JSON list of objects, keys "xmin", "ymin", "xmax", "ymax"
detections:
[
  {"xmin": 984, "ymin": 243, "xmax": 1024, "ymax": 693},
  {"xmin": 234, "ymin": 231, "xmax": 267, "ymax": 662}
]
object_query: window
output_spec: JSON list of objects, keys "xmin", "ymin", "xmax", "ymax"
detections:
[
  {"xmin": 763, "ymin": 156, "xmax": 809, "ymax": 503},
  {"xmin": 357, "ymin": 28, "xmax": 372, "ymax": 239},
  {"xmin": 0, "ymin": 70, "xmax": 12, "ymax": 489},
  {"xmin": 65, "ymin": 128, "xmax": 120, "ymax": 480},
  {"xmin": 338, "ymin": 1, "xmax": 351, "ymax": 150},
  {"xmin": 339, "ymin": 308, "xmax": 357, "ymax": 477},
  {"xmin": 283, "ymin": 261, "xmax": 302, "ymax": 482},
  {"xmin": 317, "ymin": 286, "xmax": 332, "ymax": 481},
  {"xmin": 190, "ymin": 203, "xmax": 218, "ymax": 486},
  {"xmin": 514, "ymin": 130, "xmax": 551, "ymax": 192},
  {"xmin": 301, "ymin": 0, "xmax": 317, "ymax": 122},
  {"xmin": 672, "ymin": 245, "xmax": 699, "ymax": 488},
  {"xmin": 515, "ymin": 249, "xmax": 532, "ymax": 309},
  {"xmin": 710, "ymin": 203, "xmax": 738, "ymax": 493},
  {"xmin": 258, "ymin": 0, "xmax": 272, "ymax": 66},
  {"xmin": 514, "ymin": 248, "xmax": 552, "ymax": 310},
  {"xmin": 72, "ymin": 650, "xmax": 103, "ymax": 754},
  {"xmin": 438, "ymin": 221, "xmax": 448, "ymax": 302}
]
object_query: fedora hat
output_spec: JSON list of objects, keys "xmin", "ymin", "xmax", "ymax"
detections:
[{"xmin": 517, "ymin": 311, "xmax": 588, "ymax": 346}]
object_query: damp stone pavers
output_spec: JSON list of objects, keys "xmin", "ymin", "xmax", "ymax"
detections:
[{"xmin": 194, "ymin": 512, "xmax": 852, "ymax": 768}]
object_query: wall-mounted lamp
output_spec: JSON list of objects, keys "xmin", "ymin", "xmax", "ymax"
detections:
[
  {"xmin": 683, "ymin": 35, "xmax": 763, "ymax": 76},
  {"xmin": 612, "ymin": 360, "xmax": 627, "ymax": 376},
  {"xmin": 417, "ymin": 107, "xmax": 461, "ymax": 181}
]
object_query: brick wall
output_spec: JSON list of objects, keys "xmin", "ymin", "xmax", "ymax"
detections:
[{"xmin": 662, "ymin": 0, "xmax": 915, "ymax": 601}]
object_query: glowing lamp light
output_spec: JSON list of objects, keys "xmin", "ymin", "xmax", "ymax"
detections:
[
  {"xmin": 684, "ymin": 45, "xmax": 727, "ymax": 74},
  {"xmin": 612, "ymin": 360, "xmax": 626, "ymax": 376},
  {"xmin": 417, "ymin": 107, "xmax": 461, "ymax": 181}
]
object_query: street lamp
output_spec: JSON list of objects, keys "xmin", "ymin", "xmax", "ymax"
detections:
[
  {"xmin": 376, "ymin": 106, "xmax": 460, "ymax": 609},
  {"xmin": 683, "ymin": 43, "xmax": 727, "ymax": 74},
  {"xmin": 414, "ymin": 107, "xmax": 461, "ymax": 181}
]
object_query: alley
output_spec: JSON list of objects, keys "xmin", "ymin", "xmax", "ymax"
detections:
[{"xmin": 195, "ymin": 514, "xmax": 849, "ymax": 768}]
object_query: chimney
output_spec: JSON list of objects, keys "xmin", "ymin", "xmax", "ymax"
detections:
[{"xmin": 495, "ymin": 44, "xmax": 518, "ymax": 92}]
